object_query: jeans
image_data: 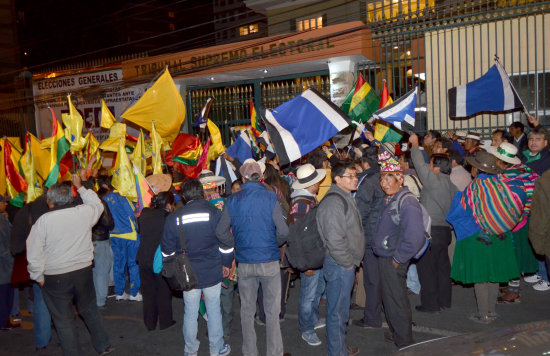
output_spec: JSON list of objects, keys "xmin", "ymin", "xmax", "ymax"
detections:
[
  {"xmin": 92, "ymin": 240, "xmax": 113, "ymax": 307},
  {"xmin": 406, "ymin": 264, "xmax": 421, "ymax": 294},
  {"xmin": 238, "ymin": 261, "xmax": 283, "ymax": 356},
  {"xmin": 183, "ymin": 282, "xmax": 224, "ymax": 356},
  {"xmin": 323, "ymin": 255, "xmax": 355, "ymax": 356},
  {"xmin": 537, "ymin": 260, "xmax": 549, "ymax": 282},
  {"xmin": 110, "ymin": 237, "xmax": 140, "ymax": 296},
  {"xmin": 42, "ymin": 267, "xmax": 110, "ymax": 356},
  {"xmin": 361, "ymin": 248, "xmax": 383, "ymax": 327},
  {"xmin": 258, "ymin": 269, "xmax": 289, "ymax": 322},
  {"xmin": 298, "ymin": 269, "xmax": 325, "ymax": 333},
  {"xmin": 33, "ymin": 283, "xmax": 53, "ymax": 348},
  {"xmin": 0, "ymin": 284, "xmax": 13, "ymax": 327}
]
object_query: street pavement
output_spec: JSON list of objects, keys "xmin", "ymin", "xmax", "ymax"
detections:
[{"xmin": 2, "ymin": 279, "xmax": 550, "ymax": 356}]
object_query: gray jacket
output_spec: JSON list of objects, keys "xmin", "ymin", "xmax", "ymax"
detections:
[
  {"xmin": 317, "ymin": 184, "xmax": 365, "ymax": 268},
  {"xmin": 411, "ymin": 146, "xmax": 457, "ymax": 227}
]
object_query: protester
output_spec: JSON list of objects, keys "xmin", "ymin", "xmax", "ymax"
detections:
[
  {"xmin": 163, "ymin": 179, "xmax": 231, "ymax": 356},
  {"xmin": 509, "ymin": 121, "xmax": 528, "ymax": 153},
  {"xmin": 308, "ymin": 149, "xmax": 332, "ymax": 201},
  {"xmin": 137, "ymin": 192, "xmax": 175, "ymax": 331},
  {"xmin": 422, "ymin": 130, "xmax": 441, "ymax": 157},
  {"xmin": 352, "ymin": 147, "xmax": 385, "ymax": 330},
  {"xmin": 0, "ymin": 194, "xmax": 14, "ymax": 331},
  {"xmin": 372, "ymin": 152, "xmax": 425, "ymax": 348},
  {"xmin": 489, "ymin": 142, "xmax": 538, "ymax": 303},
  {"xmin": 317, "ymin": 161, "xmax": 364, "ymax": 356},
  {"xmin": 26, "ymin": 176, "xmax": 113, "ymax": 355},
  {"xmin": 463, "ymin": 131, "xmax": 484, "ymax": 157},
  {"xmin": 289, "ymin": 163, "xmax": 327, "ymax": 347},
  {"xmin": 449, "ymin": 151, "xmax": 472, "ymax": 191},
  {"xmin": 447, "ymin": 151, "xmax": 525, "ymax": 324},
  {"xmin": 432, "ymin": 136, "xmax": 453, "ymax": 155},
  {"xmin": 491, "ymin": 129, "xmax": 513, "ymax": 147},
  {"xmin": 216, "ymin": 160, "xmax": 290, "ymax": 356},
  {"xmin": 410, "ymin": 134, "xmax": 457, "ymax": 313},
  {"xmin": 104, "ymin": 186, "xmax": 142, "ymax": 302},
  {"xmin": 529, "ymin": 170, "xmax": 550, "ymax": 291},
  {"xmin": 521, "ymin": 125, "xmax": 550, "ymax": 176}
]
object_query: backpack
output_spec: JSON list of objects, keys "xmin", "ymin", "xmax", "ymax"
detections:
[
  {"xmin": 395, "ymin": 191, "xmax": 432, "ymax": 260},
  {"xmin": 285, "ymin": 193, "xmax": 348, "ymax": 271}
]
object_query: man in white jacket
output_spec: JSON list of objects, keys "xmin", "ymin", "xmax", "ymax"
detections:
[{"xmin": 27, "ymin": 174, "xmax": 113, "ymax": 356}]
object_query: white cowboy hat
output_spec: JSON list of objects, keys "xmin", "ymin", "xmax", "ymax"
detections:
[
  {"xmin": 198, "ymin": 170, "xmax": 226, "ymax": 187},
  {"xmin": 292, "ymin": 163, "xmax": 326, "ymax": 190},
  {"xmin": 487, "ymin": 142, "xmax": 521, "ymax": 165}
]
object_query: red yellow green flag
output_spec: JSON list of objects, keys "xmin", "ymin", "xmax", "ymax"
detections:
[
  {"xmin": 4, "ymin": 140, "xmax": 27, "ymax": 207},
  {"xmin": 45, "ymin": 108, "xmax": 71, "ymax": 188},
  {"xmin": 340, "ymin": 74, "xmax": 380, "ymax": 123},
  {"xmin": 250, "ymin": 99, "xmax": 262, "ymax": 133},
  {"xmin": 379, "ymin": 80, "xmax": 393, "ymax": 109}
]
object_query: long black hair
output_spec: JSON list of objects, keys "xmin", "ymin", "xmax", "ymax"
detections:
[{"xmin": 151, "ymin": 192, "xmax": 174, "ymax": 210}]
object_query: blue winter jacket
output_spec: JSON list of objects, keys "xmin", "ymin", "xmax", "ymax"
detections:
[
  {"xmin": 162, "ymin": 199, "xmax": 232, "ymax": 289},
  {"xmin": 104, "ymin": 192, "xmax": 139, "ymax": 241},
  {"xmin": 222, "ymin": 182, "xmax": 282, "ymax": 264},
  {"xmin": 372, "ymin": 187, "xmax": 425, "ymax": 264}
]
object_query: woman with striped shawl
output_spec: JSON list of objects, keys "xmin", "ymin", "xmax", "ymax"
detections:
[{"xmin": 446, "ymin": 151, "xmax": 527, "ymax": 324}]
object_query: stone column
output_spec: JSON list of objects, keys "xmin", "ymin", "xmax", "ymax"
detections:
[{"xmin": 328, "ymin": 58, "xmax": 358, "ymax": 107}]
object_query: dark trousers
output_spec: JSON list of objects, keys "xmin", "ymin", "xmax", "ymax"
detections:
[
  {"xmin": 220, "ymin": 279, "xmax": 235, "ymax": 337},
  {"xmin": 42, "ymin": 266, "xmax": 110, "ymax": 356},
  {"xmin": 416, "ymin": 226, "xmax": 452, "ymax": 311},
  {"xmin": 258, "ymin": 269, "xmax": 289, "ymax": 321},
  {"xmin": 378, "ymin": 257, "xmax": 413, "ymax": 348},
  {"xmin": 361, "ymin": 248, "xmax": 383, "ymax": 327},
  {"xmin": 139, "ymin": 267, "xmax": 173, "ymax": 331},
  {"xmin": 0, "ymin": 283, "xmax": 14, "ymax": 327}
]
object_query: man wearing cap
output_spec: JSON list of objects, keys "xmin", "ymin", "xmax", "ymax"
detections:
[
  {"xmin": 289, "ymin": 163, "xmax": 326, "ymax": 347},
  {"xmin": 464, "ymin": 131, "xmax": 484, "ymax": 157},
  {"xmin": 216, "ymin": 160, "xmax": 290, "ymax": 356},
  {"xmin": 489, "ymin": 142, "xmax": 539, "ymax": 302},
  {"xmin": 409, "ymin": 134, "xmax": 457, "ymax": 313},
  {"xmin": 352, "ymin": 147, "xmax": 386, "ymax": 330},
  {"xmin": 316, "ymin": 161, "xmax": 364, "ymax": 356},
  {"xmin": 372, "ymin": 153, "xmax": 425, "ymax": 347}
]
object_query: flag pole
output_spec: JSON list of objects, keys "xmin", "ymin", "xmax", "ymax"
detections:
[{"xmin": 494, "ymin": 55, "xmax": 530, "ymax": 117}]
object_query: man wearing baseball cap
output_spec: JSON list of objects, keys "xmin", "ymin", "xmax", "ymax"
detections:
[{"xmin": 216, "ymin": 160, "xmax": 291, "ymax": 356}]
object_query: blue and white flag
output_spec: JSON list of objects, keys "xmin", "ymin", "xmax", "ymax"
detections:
[
  {"xmin": 263, "ymin": 88, "xmax": 351, "ymax": 166},
  {"xmin": 215, "ymin": 155, "xmax": 238, "ymax": 184},
  {"xmin": 224, "ymin": 131, "xmax": 254, "ymax": 165},
  {"xmin": 372, "ymin": 87, "xmax": 417, "ymax": 132},
  {"xmin": 193, "ymin": 97, "xmax": 214, "ymax": 128},
  {"xmin": 448, "ymin": 63, "xmax": 524, "ymax": 119}
]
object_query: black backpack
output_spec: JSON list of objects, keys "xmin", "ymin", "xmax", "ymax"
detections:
[{"xmin": 286, "ymin": 193, "xmax": 348, "ymax": 271}]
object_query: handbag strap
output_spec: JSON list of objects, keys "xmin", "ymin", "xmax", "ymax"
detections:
[{"xmin": 177, "ymin": 217, "xmax": 187, "ymax": 253}]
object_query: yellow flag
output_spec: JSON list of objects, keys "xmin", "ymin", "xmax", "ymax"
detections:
[
  {"xmin": 121, "ymin": 69, "xmax": 185, "ymax": 142},
  {"xmin": 79, "ymin": 132, "xmax": 102, "ymax": 169},
  {"xmin": 207, "ymin": 119, "xmax": 226, "ymax": 162},
  {"xmin": 111, "ymin": 137, "xmax": 137, "ymax": 201},
  {"xmin": 21, "ymin": 134, "xmax": 43, "ymax": 203},
  {"xmin": 27, "ymin": 133, "xmax": 50, "ymax": 181},
  {"xmin": 132, "ymin": 130, "xmax": 147, "ymax": 175},
  {"xmin": 151, "ymin": 121, "xmax": 163, "ymax": 174},
  {"xmin": 62, "ymin": 95, "xmax": 86, "ymax": 153},
  {"xmin": 99, "ymin": 123, "xmax": 126, "ymax": 152},
  {"xmin": 100, "ymin": 99, "xmax": 116, "ymax": 129}
]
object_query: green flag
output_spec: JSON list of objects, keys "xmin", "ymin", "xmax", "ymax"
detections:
[{"xmin": 340, "ymin": 74, "xmax": 380, "ymax": 123}]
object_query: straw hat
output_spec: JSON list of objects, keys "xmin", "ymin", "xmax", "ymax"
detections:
[
  {"xmin": 146, "ymin": 174, "xmax": 173, "ymax": 193},
  {"xmin": 487, "ymin": 142, "xmax": 521, "ymax": 165},
  {"xmin": 465, "ymin": 151, "xmax": 500, "ymax": 174},
  {"xmin": 242, "ymin": 158, "xmax": 266, "ymax": 174},
  {"xmin": 198, "ymin": 170, "xmax": 226, "ymax": 187},
  {"xmin": 292, "ymin": 164, "xmax": 326, "ymax": 190}
]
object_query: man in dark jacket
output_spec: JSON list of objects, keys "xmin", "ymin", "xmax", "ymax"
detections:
[
  {"xmin": 317, "ymin": 161, "xmax": 364, "ymax": 356},
  {"xmin": 162, "ymin": 179, "xmax": 232, "ymax": 356},
  {"xmin": 373, "ymin": 152, "xmax": 425, "ymax": 348},
  {"xmin": 216, "ymin": 160, "xmax": 290, "ymax": 356},
  {"xmin": 521, "ymin": 125, "xmax": 550, "ymax": 176},
  {"xmin": 410, "ymin": 133, "xmax": 457, "ymax": 313},
  {"xmin": 352, "ymin": 147, "xmax": 385, "ymax": 330}
]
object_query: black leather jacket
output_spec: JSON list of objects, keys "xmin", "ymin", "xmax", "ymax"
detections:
[{"xmin": 92, "ymin": 200, "xmax": 114, "ymax": 242}]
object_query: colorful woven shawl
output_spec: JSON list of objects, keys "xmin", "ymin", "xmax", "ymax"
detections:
[
  {"xmin": 461, "ymin": 176, "xmax": 524, "ymax": 235},
  {"xmin": 501, "ymin": 164, "xmax": 539, "ymax": 215}
]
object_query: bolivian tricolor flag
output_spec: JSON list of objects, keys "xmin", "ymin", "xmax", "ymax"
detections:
[
  {"xmin": 340, "ymin": 74, "xmax": 380, "ymax": 123},
  {"xmin": 379, "ymin": 80, "xmax": 393, "ymax": 109},
  {"xmin": 4, "ymin": 140, "xmax": 27, "ymax": 207},
  {"xmin": 171, "ymin": 133, "xmax": 203, "ymax": 166},
  {"xmin": 134, "ymin": 163, "xmax": 154, "ymax": 212},
  {"xmin": 374, "ymin": 120, "xmax": 403, "ymax": 143},
  {"xmin": 45, "ymin": 108, "xmax": 71, "ymax": 188},
  {"xmin": 250, "ymin": 98, "xmax": 262, "ymax": 133}
]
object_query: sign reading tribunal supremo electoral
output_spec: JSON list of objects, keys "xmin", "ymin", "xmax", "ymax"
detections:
[{"xmin": 122, "ymin": 21, "xmax": 372, "ymax": 80}]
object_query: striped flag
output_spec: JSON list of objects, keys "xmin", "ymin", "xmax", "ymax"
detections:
[
  {"xmin": 4, "ymin": 140, "xmax": 27, "ymax": 207},
  {"xmin": 373, "ymin": 120, "xmax": 403, "ymax": 143},
  {"xmin": 379, "ymin": 80, "xmax": 393, "ymax": 109},
  {"xmin": 448, "ymin": 62, "xmax": 524, "ymax": 118},
  {"xmin": 45, "ymin": 108, "xmax": 71, "ymax": 188},
  {"xmin": 171, "ymin": 133, "xmax": 203, "ymax": 166},
  {"xmin": 250, "ymin": 98, "xmax": 262, "ymax": 133},
  {"xmin": 224, "ymin": 131, "xmax": 254, "ymax": 165},
  {"xmin": 263, "ymin": 88, "xmax": 350, "ymax": 166},
  {"xmin": 194, "ymin": 97, "xmax": 214, "ymax": 128},
  {"xmin": 373, "ymin": 87, "xmax": 417, "ymax": 132},
  {"xmin": 134, "ymin": 163, "xmax": 154, "ymax": 212},
  {"xmin": 340, "ymin": 74, "xmax": 380, "ymax": 123},
  {"xmin": 215, "ymin": 155, "xmax": 238, "ymax": 185}
]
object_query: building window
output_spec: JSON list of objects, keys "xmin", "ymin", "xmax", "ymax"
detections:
[
  {"xmin": 239, "ymin": 23, "xmax": 259, "ymax": 36},
  {"xmin": 168, "ymin": 11, "xmax": 175, "ymax": 18},
  {"xmin": 297, "ymin": 15, "xmax": 324, "ymax": 32}
]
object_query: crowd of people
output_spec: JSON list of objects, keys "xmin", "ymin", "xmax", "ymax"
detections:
[{"xmin": 1, "ymin": 114, "xmax": 550, "ymax": 356}]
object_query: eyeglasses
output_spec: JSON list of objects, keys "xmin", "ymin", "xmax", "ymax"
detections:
[{"xmin": 341, "ymin": 174, "xmax": 358, "ymax": 179}]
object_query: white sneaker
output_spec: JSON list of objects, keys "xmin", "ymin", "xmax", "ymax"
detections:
[
  {"xmin": 115, "ymin": 292, "xmax": 129, "ymax": 301},
  {"xmin": 533, "ymin": 280, "xmax": 550, "ymax": 291},
  {"xmin": 523, "ymin": 274, "xmax": 542, "ymax": 283},
  {"xmin": 128, "ymin": 292, "xmax": 143, "ymax": 302}
]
